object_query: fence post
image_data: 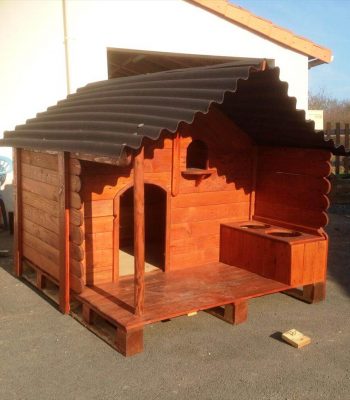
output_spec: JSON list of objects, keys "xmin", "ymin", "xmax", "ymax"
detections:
[
  {"xmin": 335, "ymin": 123, "xmax": 341, "ymax": 175},
  {"xmin": 344, "ymin": 123, "xmax": 349, "ymax": 175},
  {"xmin": 326, "ymin": 122, "xmax": 332, "ymax": 140}
]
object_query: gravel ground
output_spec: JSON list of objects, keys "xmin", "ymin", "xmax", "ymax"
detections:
[{"xmin": 0, "ymin": 213, "xmax": 349, "ymax": 400}]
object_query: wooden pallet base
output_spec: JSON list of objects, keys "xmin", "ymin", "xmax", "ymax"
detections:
[
  {"xmin": 283, "ymin": 282, "xmax": 326, "ymax": 304},
  {"xmin": 19, "ymin": 261, "xmax": 326, "ymax": 357},
  {"xmin": 21, "ymin": 259, "xmax": 60, "ymax": 305},
  {"xmin": 206, "ymin": 301, "xmax": 248, "ymax": 325}
]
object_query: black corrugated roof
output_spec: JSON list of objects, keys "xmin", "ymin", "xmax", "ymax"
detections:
[{"xmin": 1, "ymin": 60, "xmax": 348, "ymax": 158}]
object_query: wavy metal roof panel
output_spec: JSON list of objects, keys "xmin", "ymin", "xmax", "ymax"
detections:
[{"xmin": 1, "ymin": 60, "xmax": 348, "ymax": 158}]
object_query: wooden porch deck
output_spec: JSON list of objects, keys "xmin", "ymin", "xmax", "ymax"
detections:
[{"xmin": 76, "ymin": 262, "xmax": 290, "ymax": 332}]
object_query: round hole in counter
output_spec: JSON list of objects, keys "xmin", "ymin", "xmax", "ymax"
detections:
[
  {"xmin": 266, "ymin": 230, "xmax": 302, "ymax": 237},
  {"xmin": 240, "ymin": 224, "xmax": 271, "ymax": 229}
]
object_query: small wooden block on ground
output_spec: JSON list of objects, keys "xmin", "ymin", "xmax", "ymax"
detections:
[{"xmin": 282, "ymin": 329, "xmax": 311, "ymax": 348}]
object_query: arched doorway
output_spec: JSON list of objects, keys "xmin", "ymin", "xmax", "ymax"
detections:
[{"xmin": 118, "ymin": 184, "xmax": 167, "ymax": 276}]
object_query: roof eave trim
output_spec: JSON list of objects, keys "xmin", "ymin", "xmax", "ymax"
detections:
[{"xmin": 186, "ymin": 0, "xmax": 332, "ymax": 64}]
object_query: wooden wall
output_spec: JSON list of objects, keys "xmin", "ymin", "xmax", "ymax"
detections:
[
  {"xmin": 170, "ymin": 107, "xmax": 254, "ymax": 269},
  {"xmin": 80, "ymin": 137, "xmax": 174, "ymax": 284},
  {"xmin": 21, "ymin": 150, "xmax": 61, "ymax": 282},
  {"xmin": 79, "ymin": 105, "xmax": 254, "ymax": 282},
  {"xmin": 254, "ymin": 147, "xmax": 332, "ymax": 232},
  {"xmin": 20, "ymin": 150, "xmax": 84, "ymax": 294}
]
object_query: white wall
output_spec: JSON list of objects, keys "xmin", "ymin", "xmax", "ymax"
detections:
[
  {"xmin": 0, "ymin": 0, "xmax": 310, "ymax": 212},
  {"xmin": 64, "ymin": 0, "xmax": 309, "ymax": 109},
  {"xmin": 0, "ymin": 0, "xmax": 67, "ymax": 211}
]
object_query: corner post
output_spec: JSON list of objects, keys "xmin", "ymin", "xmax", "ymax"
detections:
[
  {"xmin": 13, "ymin": 148, "xmax": 23, "ymax": 277},
  {"xmin": 58, "ymin": 152, "xmax": 70, "ymax": 314},
  {"xmin": 133, "ymin": 148, "xmax": 145, "ymax": 316}
]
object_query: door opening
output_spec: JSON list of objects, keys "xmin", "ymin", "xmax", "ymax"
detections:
[{"xmin": 119, "ymin": 184, "xmax": 166, "ymax": 276}]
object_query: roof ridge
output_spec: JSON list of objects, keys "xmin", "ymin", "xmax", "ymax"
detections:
[{"xmin": 187, "ymin": 0, "xmax": 332, "ymax": 63}]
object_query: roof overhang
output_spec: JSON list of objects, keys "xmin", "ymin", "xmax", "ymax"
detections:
[{"xmin": 1, "ymin": 60, "xmax": 348, "ymax": 159}]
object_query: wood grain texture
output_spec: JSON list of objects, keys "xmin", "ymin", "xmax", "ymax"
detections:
[
  {"xmin": 22, "ymin": 176, "xmax": 58, "ymax": 202},
  {"xmin": 220, "ymin": 222, "xmax": 328, "ymax": 286},
  {"xmin": 58, "ymin": 152, "xmax": 70, "ymax": 313},
  {"xmin": 21, "ymin": 150, "xmax": 58, "ymax": 171},
  {"xmin": 22, "ymin": 190, "xmax": 59, "ymax": 217},
  {"xmin": 21, "ymin": 162, "xmax": 59, "ymax": 186},
  {"xmin": 255, "ymin": 147, "xmax": 331, "ymax": 230},
  {"xmin": 70, "ymin": 174, "xmax": 81, "ymax": 192},
  {"xmin": 23, "ymin": 245, "xmax": 59, "ymax": 280},
  {"xmin": 70, "ymin": 192, "xmax": 82, "ymax": 209},
  {"xmin": 133, "ymin": 148, "xmax": 145, "ymax": 316},
  {"xmin": 13, "ymin": 149, "xmax": 23, "ymax": 277},
  {"xmin": 69, "ymin": 224, "xmax": 84, "ymax": 245},
  {"xmin": 76, "ymin": 262, "xmax": 290, "ymax": 332},
  {"xmin": 69, "ymin": 158, "xmax": 82, "ymax": 175},
  {"xmin": 171, "ymin": 132, "xmax": 181, "ymax": 196},
  {"xmin": 23, "ymin": 218, "xmax": 59, "ymax": 249}
]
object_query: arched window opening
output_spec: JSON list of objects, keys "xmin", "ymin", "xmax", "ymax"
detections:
[{"xmin": 186, "ymin": 140, "xmax": 209, "ymax": 170}]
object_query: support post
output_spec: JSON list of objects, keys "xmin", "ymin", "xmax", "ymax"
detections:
[
  {"xmin": 133, "ymin": 148, "xmax": 145, "ymax": 316},
  {"xmin": 284, "ymin": 282, "xmax": 326, "ymax": 304},
  {"xmin": 58, "ymin": 152, "xmax": 70, "ymax": 314},
  {"xmin": 207, "ymin": 301, "xmax": 248, "ymax": 325},
  {"xmin": 13, "ymin": 148, "xmax": 23, "ymax": 277},
  {"xmin": 115, "ymin": 327, "xmax": 144, "ymax": 357},
  {"xmin": 171, "ymin": 132, "xmax": 181, "ymax": 197}
]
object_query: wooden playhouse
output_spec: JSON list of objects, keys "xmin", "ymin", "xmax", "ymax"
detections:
[{"xmin": 1, "ymin": 61, "xmax": 348, "ymax": 356}]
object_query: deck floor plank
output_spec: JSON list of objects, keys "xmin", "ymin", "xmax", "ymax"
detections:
[{"xmin": 76, "ymin": 262, "xmax": 290, "ymax": 331}]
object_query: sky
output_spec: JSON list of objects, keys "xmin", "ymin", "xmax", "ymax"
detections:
[{"xmin": 232, "ymin": 0, "xmax": 350, "ymax": 100}]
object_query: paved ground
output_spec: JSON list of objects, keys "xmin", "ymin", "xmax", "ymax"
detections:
[{"xmin": 0, "ymin": 213, "xmax": 349, "ymax": 400}]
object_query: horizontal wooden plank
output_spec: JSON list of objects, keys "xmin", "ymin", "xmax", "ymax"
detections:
[
  {"xmin": 80, "ymin": 176, "xmax": 129, "ymax": 201},
  {"xmin": 84, "ymin": 216, "xmax": 114, "ymax": 233},
  {"xmin": 69, "ymin": 224, "xmax": 84, "ymax": 245},
  {"xmin": 23, "ymin": 244, "xmax": 59, "ymax": 280},
  {"xmin": 254, "ymin": 201, "xmax": 329, "ymax": 229},
  {"xmin": 170, "ymin": 234, "xmax": 219, "ymax": 255},
  {"xmin": 22, "ymin": 176, "xmax": 58, "ymax": 202},
  {"xmin": 84, "ymin": 200, "xmax": 113, "ymax": 218},
  {"xmin": 143, "ymin": 149, "xmax": 172, "ymax": 173},
  {"xmin": 21, "ymin": 150, "xmax": 58, "ymax": 171},
  {"xmin": 85, "ymin": 232, "xmax": 113, "ymax": 252},
  {"xmin": 259, "ymin": 147, "xmax": 332, "ymax": 162},
  {"xmin": 23, "ymin": 231, "xmax": 59, "ymax": 264},
  {"xmin": 70, "ymin": 174, "xmax": 81, "ymax": 192},
  {"xmin": 81, "ymin": 160, "xmax": 127, "ymax": 176},
  {"xmin": 85, "ymin": 249, "xmax": 113, "ymax": 268},
  {"xmin": 172, "ymin": 189, "xmax": 250, "ymax": 208},
  {"xmin": 70, "ymin": 273, "xmax": 84, "ymax": 294},
  {"xmin": 179, "ymin": 175, "xmax": 252, "ymax": 194},
  {"xmin": 171, "ymin": 218, "xmax": 236, "ymax": 241},
  {"xmin": 21, "ymin": 162, "xmax": 58, "ymax": 186},
  {"xmin": 170, "ymin": 246, "xmax": 219, "ymax": 270},
  {"xmin": 86, "ymin": 269, "xmax": 113, "ymax": 285},
  {"xmin": 22, "ymin": 218, "xmax": 59, "ymax": 249},
  {"xmin": 257, "ymin": 173, "xmax": 331, "ymax": 195},
  {"xmin": 69, "ymin": 158, "xmax": 82, "ymax": 175},
  {"xmin": 258, "ymin": 149, "xmax": 332, "ymax": 177},
  {"xmin": 22, "ymin": 203, "xmax": 59, "ymax": 234},
  {"xmin": 22, "ymin": 190, "xmax": 59, "ymax": 218},
  {"xmin": 70, "ymin": 192, "xmax": 82, "ymax": 210},
  {"xmin": 256, "ymin": 187, "xmax": 329, "ymax": 211},
  {"xmin": 70, "ymin": 258, "xmax": 84, "ymax": 278},
  {"xmin": 70, "ymin": 242, "xmax": 84, "ymax": 262},
  {"xmin": 171, "ymin": 202, "xmax": 250, "ymax": 224},
  {"xmin": 70, "ymin": 208, "xmax": 84, "ymax": 226}
]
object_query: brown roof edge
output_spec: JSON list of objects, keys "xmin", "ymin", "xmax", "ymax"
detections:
[{"xmin": 187, "ymin": 0, "xmax": 332, "ymax": 64}]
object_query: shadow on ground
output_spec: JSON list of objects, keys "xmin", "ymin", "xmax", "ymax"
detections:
[{"xmin": 326, "ymin": 206, "xmax": 350, "ymax": 297}]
